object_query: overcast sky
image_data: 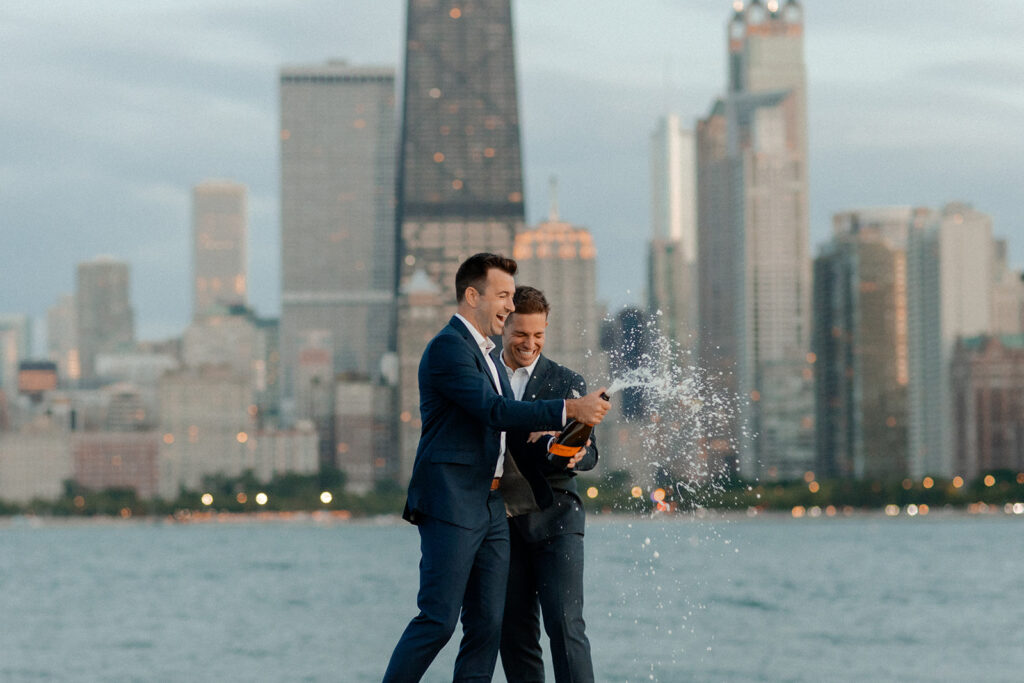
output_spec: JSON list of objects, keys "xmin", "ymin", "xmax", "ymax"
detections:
[{"xmin": 2, "ymin": 1, "xmax": 1023, "ymax": 345}]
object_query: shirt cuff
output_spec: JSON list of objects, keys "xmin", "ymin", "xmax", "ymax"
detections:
[{"xmin": 561, "ymin": 401, "xmax": 567, "ymax": 426}]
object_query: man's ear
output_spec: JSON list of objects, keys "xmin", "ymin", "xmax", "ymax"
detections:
[{"xmin": 464, "ymin": 286, "xmax": 478, "ymax": 307}]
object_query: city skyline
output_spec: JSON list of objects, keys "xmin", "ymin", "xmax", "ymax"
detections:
[{"xmin": 3, "ymin": 1, "xmax": 1023, "ymax": 345}]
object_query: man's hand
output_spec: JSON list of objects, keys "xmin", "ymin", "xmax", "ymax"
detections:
[
  {"xmin": 565, "ymin": 388, "xmax": 610, "ymax": 426},
  {"xmin": 565, "ymin": 439, "xmax": 592, "ymax": 469},
  {"xmin": 527, "ymin": 430, "xmax": 559, "ymax": 444}
]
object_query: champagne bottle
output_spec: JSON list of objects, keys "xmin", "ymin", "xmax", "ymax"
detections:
[{"xmin": 547, "ymin": 391, "xmax": 610, "ymax": 461}]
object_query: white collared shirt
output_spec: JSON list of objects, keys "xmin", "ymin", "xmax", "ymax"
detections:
[
  {"xmin": 455, "ymin": 314, "xmax": 506, "ymax": 477},
  {"xmin": 500, "ymin": 352, "xmax": 539, "ymax": 401}
]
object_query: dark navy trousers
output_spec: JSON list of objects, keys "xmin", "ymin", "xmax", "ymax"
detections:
[
  {"xmin": 383, "ymin": 491, "xmax": 510, "ymax": 682},
  {"xmin": 500, "ymin": 527, "xmax": 594, "ymax": 683}
]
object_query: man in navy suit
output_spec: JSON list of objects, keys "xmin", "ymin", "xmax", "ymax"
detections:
[
  {"xmin": 383, "ymin": 254, "xmax": 610, "ymax": 683},
  {"xmin": 497, "ymin": 286, "xmax": 598, "ymax": 683}
]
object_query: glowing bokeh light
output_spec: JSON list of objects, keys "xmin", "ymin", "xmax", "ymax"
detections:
[
  {"xmin": 922, "ymin": 477, "xmax": 934, "ymax": 489},
  {"xmin": 651, "ymin": 488, "xmax": 666, "ymax": 502},
  {"xmin": 586, "ymin": 487, "xmax": 599, "ymax": 499},
  {"xmin": 201, "ymin": 493, "xmax": 213, "ymax": 506},
  {"xmin": 255, "ymin": 492, "xmax": 268, "ymax": 506},
  {"xmin": 984, "ymin": 475, "xmax": 996, "ymax": 487},
  {"xmin": 630, "ymin": 486, "xmax": 643, "ymax": 499},
  {"xmin": 885, "ymin": 504, "xmax": 900, "ymax": 516},
  {"xmin": 320, "ymin": 491, "xmax": 333, "ymax": 504},
  {"xmin": 953, "ymin": 476, "xmax": 965, "ymax": 488},
  {"xmin": 236, "ymin": 492, "xmax": 248, "ymax": 504}
]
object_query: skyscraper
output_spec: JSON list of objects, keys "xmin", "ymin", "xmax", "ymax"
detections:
[
  {"xmin": 193, "ymin": 180, "xmax": 247, "ymax": 319},
  {"xmin": 907, "ymin": 202, "xmax": 993, "ymax": 477},
  {"xmin": 279, "ymin": 61, "xmax": 396, "ymax": 417},
  {"xmin": 813, "ymin": 208, "xmax": 919, "ymax": 480},
  {"xmin": 0, "ymin": 314, "xmax": 32, "ymax": 396},
  {"xmin": 395, "ymin": 0, "xmax": 525, "ymax": 294},
  {"xmin": 514, "ymin": 182, "xmax": 599, "ymax": 381},
  {"xmin": 697, "ymin": 0, "xmax": 812, "ymax": 480},
  {"xmin": 75, "ymin": 257, "xmax": 134, "ymax": 381},
  {"xmin": 394, "ymin": 0, "xmax": 526, "ymax": 481},
  {"xmin": 649, "ymin": 114, "xmax": 698, "ymax": 351},
  {"xmin": 47, "ymin": 294, "xmax": 79, "ymax": 383}
]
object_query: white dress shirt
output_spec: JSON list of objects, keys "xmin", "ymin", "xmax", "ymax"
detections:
[{"xmin": 500, "ymin": 352, "xmax": 540, "ymax": 401}]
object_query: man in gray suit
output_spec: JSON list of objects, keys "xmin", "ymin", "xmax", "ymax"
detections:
[{"xmin": 495, "ymin": 286, "xmax": 597, "ymax": 683}]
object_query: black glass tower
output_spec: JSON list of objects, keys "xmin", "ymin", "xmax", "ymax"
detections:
[
  {"xmin": 396, "ymin": 0, "xmax": 525, "ymax": 296},
  {"xmin": 394, "ymin": 0, "xmax": 527, "ymax": 483}
]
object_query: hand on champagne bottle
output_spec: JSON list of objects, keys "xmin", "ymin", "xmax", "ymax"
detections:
[
  {"xmin": 565, "ymin": 439, "xmax": 592, "ymax": 469},
  {"xmin": 527, "ymin": 430, "xmax": 559, "ymax": 444},
  {"xmin": 565, "ymin": 388, "xmax": 610, "ymax": 426}
]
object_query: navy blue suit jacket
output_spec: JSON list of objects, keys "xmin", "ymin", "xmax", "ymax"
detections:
[
  {"xmin": 403, "ymin": 316, "xmax": 566, "ymax": 530},
  {"xmin": 500, "ymin": 353, "xmax": 599, "ymax": 542}
]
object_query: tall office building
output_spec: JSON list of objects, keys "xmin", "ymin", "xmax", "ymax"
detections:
[
  {"xmin": 279, "ymin": 61, "xmax": 396, "ymax": 418},
  {"xmin": 514, "ymin": 184, "xmax": 599, "ymax": 381},
  {"xmin": 697, "ymin": 0, "xmax": 812, "ymax": 480},
  {"xmin": 813, "ymin": 208, "xmax": 919, "ymax": 480},
  {"xmin": 76, "ymin": 257, "xmax": 134, "ymax": 381},
  {"xmin": 47, "ymin": 294, "xmax": 79, "ymax": 383},
  {"xmin": 907, "ymin": 202, "xmax": 993, "ymax": 477},
  {"xmin": 394, "ymin": 0, "xmax": 526, "ymax": 481},
  {"xmin": 990, "ymin": 240, "xmax": 1024, "ymax": 335},
  {"xmin": 952, "ymin": 334, "xmax": 1024, "ymax": 480},
  {"xmin": 193, "ymin": 180, "xmax": 247, "ymax": 319},
  {"xmin": 649, "ymin": 114, "xmax": 697, "ymax": 350},
  {"xmin": 0, "ymin": 314, "xmax": 32, "ymax": 396}
]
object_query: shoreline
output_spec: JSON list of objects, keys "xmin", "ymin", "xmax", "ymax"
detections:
[{"xmin": 2, "ymin": 503, "xmax": 1021, "ymax": 528}]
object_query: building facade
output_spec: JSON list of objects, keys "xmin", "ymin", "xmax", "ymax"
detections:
[
  {"xmin": 513, "ymin": 205, "xmax": 599, "ymax": 381},
  {"xmin": 47, "ymin": 294, "xmax": 79, "ymax": 384},
  {"xmin": 649, "ymin": 114, "xmax": 698, "ymax": 351},
  {"xmin": 0, "ymin": 314, "xmax": 32, "ymax": 397},
  {"xmin": 279, "ymin": 61, "xmax": 396, "ymax": 417},
  {"xmin": 697, "ymin": 0, "xmax": 812, "ymax": 480},
  {"xmin": 952, "ymin": 335, "xmax": 1024, "ymax": 479},
  {"xmin": 813, "ymin": 208, "xmax": 916, "ymax": 480},
  {"xmin": 394, "ymin": 0, "xmax": 527, "ymax": 483},
  {"xmin": 76, "ymin": 257, "xmax": 134, "ymax": 382},
  {"xmin": 193, "ymin": 180, "xmax": 247, "ymax": 319},
  {"xmin": 907, "ymin": 202, "xmax": 993, "ymax": 477}
]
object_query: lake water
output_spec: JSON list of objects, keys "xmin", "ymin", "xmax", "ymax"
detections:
[{"xmin": 2, "ymin": 513, "xmax": 1021, "ymax": 682}]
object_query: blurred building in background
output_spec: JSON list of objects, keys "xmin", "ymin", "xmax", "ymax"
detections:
[
  {"xmin": 193, "ymin": 180, "xmax": 247, "ymax": 320},
  {"xmin": 813, "ymin": 207, "xmax": 920, "ymax": 480},
  {"xmin": 279, "ymin": 61, "xmax": 397, "ymax": 423},
  {"xmin": 76, "ymin": 257, "xmax": 134, "ymax": 382},
  {"xmin": 648, "ymin": 114, "xmax": 697, "ymax": 355},
  {"xmin": 514, "ymin": 180, "xmax": 600, "ymax": 381},
  {"xmin": 47, "ymin": 294, "xmax": 79, "ymax": 384},
  {"xmin": 0, "ymin": 314, "xmax": 32, "ymax": 398},
  {"xmin": 394, "ymin": 0, "xmax": 526, "ymax": 483},
  {"xmin": 952, "ymin": 334, "xmax": 1024, "ymax": 480},
  {"xmin": 698, "ymin": 0, "xmax": 813, "ymax": 481},
  {"xmin": 907, "ymin": 202, "xmax": 993, "ymax": 477}
]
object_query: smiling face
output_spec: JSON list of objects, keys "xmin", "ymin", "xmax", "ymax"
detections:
[
  {"xmin": 464, "ymin": 267, "xmax": 516, "ymax": 337},
  {"xmin": 502, "ymin": 311, "xmax": 547, "ymax": 370}
]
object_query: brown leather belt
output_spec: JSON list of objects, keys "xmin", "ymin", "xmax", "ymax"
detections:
[{"xmin": 490, "ymin": 478, "xmax": 500, "ymax": 491}]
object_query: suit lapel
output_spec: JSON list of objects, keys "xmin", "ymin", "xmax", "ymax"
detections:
[
  {"xmin": 451, "ymin": 316, "xmax": 502, "ymax": 395},
  {"xmin": 522, "ymin": 355, "xmax": 554, "ymax": 401}
]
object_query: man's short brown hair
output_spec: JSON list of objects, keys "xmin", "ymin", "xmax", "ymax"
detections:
[
  {"xmin": 455, "ymin": 253, "xmax": 518, "ymax": 302},
  {"xmin": 511, "ymin": 285, "xmax": 550, "ymax": 317}
]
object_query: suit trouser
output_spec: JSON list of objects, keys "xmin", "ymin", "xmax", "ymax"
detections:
[
  {"xmin": 383, "ymin": 491, "xmax": 510, "ymax": 683},
  {"xmin": 500, "ymin": 526, "xmax": 594, "ymax": 683}
]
